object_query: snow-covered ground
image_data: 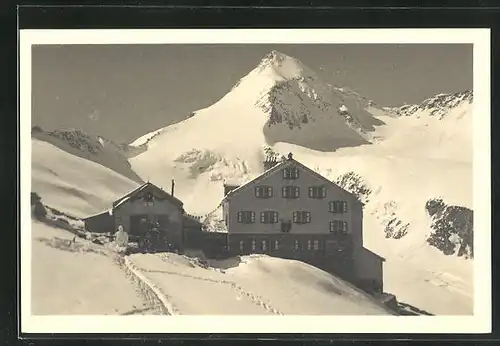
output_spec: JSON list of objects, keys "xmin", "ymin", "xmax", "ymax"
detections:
[
  {"xmin": 125, "ymin": 252, "xmax": 392, "ymax": 315},
  {"xmin": 127, "ymin": 51, "xmax": 474, "ymax": 315},
  {"xmin": 31, "ymin": 221, "xmax": 158, "ymax": 315},
  {"xmin": 29, "ymin": 50, "xmax": 476, "ymax": 316},
  {"xmin": 30, "ymin": 136, "xmax": 392, "ymax": 315}
]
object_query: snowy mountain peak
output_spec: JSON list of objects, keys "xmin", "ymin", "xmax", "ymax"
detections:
[{"xmin": 253, "ymin": 50, "xmax": 316, "ymax": 82}]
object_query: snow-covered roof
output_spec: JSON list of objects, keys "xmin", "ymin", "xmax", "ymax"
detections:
[
  {"xmin": 112, "ymin": 182, "xmax": 183, "ymax": 209},
  {"xmin": 82, "ymin": 208, "xmax": 113, "ymax": 220}
]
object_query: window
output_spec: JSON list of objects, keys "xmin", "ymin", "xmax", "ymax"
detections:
[
  {"xmin": 239, "ymin": 240, "xmax": 244, "ymax": 251},
  {"xmin": 255, "ymin": 186, "xmax": 273, "ymax": 198},
  {"xmin": 294, "ymin": 240, "xmax": 300, "ymax": 250},
  {"xmin": 261, "ymin": 240, "xmax": 267, "ymax": 251},
  {"xmin": 329, "ymin": 200, "xmax": 348, "ymax": 213},
  {"xmin": 329, "ymin": 220, "xmax": 348, "ymax": 234},
  {"xmin": 251, "ymin": 239, "xmax": 256, "ymax": 251},
  {"xmin": 313, "ymin": 240, "xmax": 320, "ymax": 250},
  {"xmin": 307, "ymin": 240, "xmax": 312, "ymax": 250},
  {"xmin": 237, "ymin": 211, "xmax": 256, "ymax": 223},
  {"xmin": 274, "ymin": 240, "xmax": 279, "ymax": 250},
  {"xmin": 283, "ymin": 167, "xmax": 299, "ymax": 179},
  {"xmin": 282, "ymin": 186, "xmax": 300, "ymax": 198},
  {"xmin": 260, "ymin": 211, "xmax": 279, "ymax": 224},
  {"xmin": 293, "ymin": 211, "xmax": 312, "ymax": 224},
  {"xmin": 309, "ymin": 186, "xmax": 326, "ymax": 199}
]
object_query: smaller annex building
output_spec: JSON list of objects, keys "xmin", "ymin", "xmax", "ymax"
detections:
[{"xmin": 82, "ymin": 181, "xmax": 202, "ymax": 250}]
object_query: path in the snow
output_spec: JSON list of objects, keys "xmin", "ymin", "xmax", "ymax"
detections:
[{"xmin": 125, "ymin": 253, "xmax": 282, "ymax": 315}]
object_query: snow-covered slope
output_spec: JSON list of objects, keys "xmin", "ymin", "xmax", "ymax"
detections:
[
  {"xmin": 126, "ymin": 252, "xmax": 393, "ymax": 315},
  {"xmin": 129, "ymin": 51, "xmax": 386, "ymax": 213},
  {"xmin": 128, "ymin": 51, "xmax": 473, "ymax": 315},
  {"xmin": 32, "ymin": 128, "xmax": 145, "ymax": 183},
  {"xmin": 31, "ymin": 221, "xmax": 156, "ymax": 315},
  {"xmin": 32, "ymin": 138, "xmax": 140, "ymax": 218}
]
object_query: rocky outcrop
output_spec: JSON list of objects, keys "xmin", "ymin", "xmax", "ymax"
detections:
[
  {"xmin": 425, "ymin": 198, "xmax": 473, "ymax": 258},
  {"xmin": 388, "ymin": 90, "xmax": 472, "ymax": 119},
  {"xmin": 334, "ymin": 171, "xmax": 372, "ymax": 204}
]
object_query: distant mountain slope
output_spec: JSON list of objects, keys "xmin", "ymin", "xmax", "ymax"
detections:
[
  {"xmin": 32, "ymin": 138, "xmax": 139, "ymax": 218},
  {"xmin": 385, "ymin": 90, "xmax": 472, "ymax": 119},
  {"xmin": 32, "ymin": 127, "xmax": 144, "ymax": 183}
]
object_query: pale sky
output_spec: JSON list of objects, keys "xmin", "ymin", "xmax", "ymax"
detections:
[{"xmin": 32, "ymin": 44, "xmax": 472, "ymax": 143}]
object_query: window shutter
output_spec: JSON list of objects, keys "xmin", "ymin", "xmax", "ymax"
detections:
[
  {"xmin": 283, "ymin": 168, "xmax": 289, "ymax": 179},
  {"xmin": 237, "ymin": 212, "xmax": 242, "ymax": 223}
]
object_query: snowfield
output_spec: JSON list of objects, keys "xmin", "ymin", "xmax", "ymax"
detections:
[
  {"xmin": 128, "ymin": 51, "xmax": 474, "ymax": 315},
  {"xmin": 29, "ymin": 50, "xmax": 476, "ymax": 317},
  {"xmin": 30, "ymin": 136, "xmax": 392, "ymax": 315}
]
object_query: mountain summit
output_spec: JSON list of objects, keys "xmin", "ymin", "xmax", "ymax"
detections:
[{"xmin": 132, "ymin": 51, "xmax": 383, "ymax": 154}]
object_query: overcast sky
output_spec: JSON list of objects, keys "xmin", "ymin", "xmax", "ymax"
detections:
[{"xmin": 32, "ymin": 44, "xmax": 472, "ymax": 143}]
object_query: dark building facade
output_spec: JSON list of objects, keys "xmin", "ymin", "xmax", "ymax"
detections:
[{"xmin": 82, "ymin": 181, "xmax": 202, "ymax": 250}]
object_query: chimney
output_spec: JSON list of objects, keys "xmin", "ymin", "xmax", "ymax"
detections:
[
  {"xmin": 171, "ymin": 179, "xmax": 175, "ymax": 196},
  {"xmin": 287, "ymin": 152, "xmax": 293, "ymax": 160},
  {"xmin": 263, "ymin": 156, "xmax": 279, "ymax": 170}
]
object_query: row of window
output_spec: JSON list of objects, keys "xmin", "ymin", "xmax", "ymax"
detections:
[
  {"xmin": 236, "ymin": 211, "xmax": 348, "ymax": 234},
  {"xmin": 238, "ymin": 239, "xmax": 323, "ymax": 251},
  {"xmin": 255, "ymin": 185, "xmax": 328, "ymax": 200}
]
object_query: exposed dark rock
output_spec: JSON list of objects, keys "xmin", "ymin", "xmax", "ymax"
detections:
[
  {"xmin": 334, "ymin": 171, "xmax": 372, "ymax": 204},
  {"xmin": 384, "ymin": 218, "xmax": 409, "ymax": 239},
  {"xmin": 31, "ymin": 125, "xmax": 43, "ymax": 134},
  {"xmin": 425, "ymin": 197, "xmax": 473, "ymax": 258},
  {"xmin": 31, "ymin": 192, "xmax": 47, "ymax": 220}
]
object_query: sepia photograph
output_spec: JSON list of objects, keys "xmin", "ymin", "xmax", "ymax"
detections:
[{"xmin": 20, "ymin": 29, "xmax": 491, "ymax": 334}]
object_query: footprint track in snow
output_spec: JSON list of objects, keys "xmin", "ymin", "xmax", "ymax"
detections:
[{"xmin": 130, "ymin": 256, "xmax": 283, "ymax": 315}]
